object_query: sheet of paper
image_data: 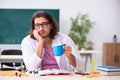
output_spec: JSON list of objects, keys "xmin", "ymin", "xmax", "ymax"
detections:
[{"xmin": 38, "ymin": 69, "xmax": 72, "ymax": 75}]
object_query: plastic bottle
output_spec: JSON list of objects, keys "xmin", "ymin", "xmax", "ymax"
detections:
[{"xmin": 113, "ymin": 35, "xmax": 117, "ymax": 43}]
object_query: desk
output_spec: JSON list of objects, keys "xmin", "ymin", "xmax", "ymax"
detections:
[
  {"xmin": 0, "ymin": 55, "xmax": 23, "ymax": 63},
  {"xmin": 0, "ymin": 71, "xmax": 120, "ymax": 80},
  {"xmin": 79, "ymin": 50, "xmax": 102, "ymax": 71},
  {"xmin": 0, "ymin": 55, "xmax": 23, "ymax": 69}
]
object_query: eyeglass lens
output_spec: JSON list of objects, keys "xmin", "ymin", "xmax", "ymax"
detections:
[{"xmin": 35, "ymin": 22, "xmax": 50, "ymax": 28}]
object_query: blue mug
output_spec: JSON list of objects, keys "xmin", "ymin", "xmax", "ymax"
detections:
[{"xmin": 52, "ymin": 44, "xmax": 65, "ymax": 56}]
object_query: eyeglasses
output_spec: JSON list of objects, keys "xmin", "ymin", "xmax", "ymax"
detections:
[{"xmin": 34, "ymin": 22, "xmax": 50, "ymax": 28}]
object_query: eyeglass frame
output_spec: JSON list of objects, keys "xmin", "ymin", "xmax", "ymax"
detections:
[{"xmin": 34, "ymin": 22, "xmax": 51, "ymax": 28}]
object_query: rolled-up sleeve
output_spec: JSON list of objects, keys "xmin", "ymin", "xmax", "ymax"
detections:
[
  {"xmin": 65, "ymin": 35, "xmax": 85, "ymax": 72},
  {"xmin": 21, "ymin": 36, "xmax": 42, "ymax": 71}
]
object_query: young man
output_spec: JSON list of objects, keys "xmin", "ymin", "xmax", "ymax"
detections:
[{"xmin": 21, "ymin": 11, "xmax": 85, "ymax": 72}]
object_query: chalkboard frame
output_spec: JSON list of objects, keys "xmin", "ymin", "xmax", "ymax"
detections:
[{"xmin": 0, "ymin": 9, "xmax": 59, "ymax": 44}]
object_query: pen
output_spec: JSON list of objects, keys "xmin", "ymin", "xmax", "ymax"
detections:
[
  {"xmin": 75, "ymin": 72, "xmax": 89, "ymax": 75},
  {"xmin": 40, "ymin": 74, "xmax": 46, "ymax": 76},
  {"xmin": 45, "ymin": 73, "xmax": 69, "ymax": 76}
]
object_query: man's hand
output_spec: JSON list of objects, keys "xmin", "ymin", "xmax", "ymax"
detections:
[
  {"xmin": 64, "ymin": 46, "xmax": 72, "ymax": 57},
  {"xmin": 33, "ymin": 30, "xmax": 44, "ymax": 58},
  {"xmin": 33, "ymin": 30, "xmax": 43, "ymax": 42},
  {"xmin": 64, "ymin": 45, "xmax": 76, "ymax": 67}
]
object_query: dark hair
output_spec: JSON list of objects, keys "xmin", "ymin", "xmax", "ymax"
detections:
[{"xmin": 29, "ymin": 11, "xmax": 58, "ymax": 39}]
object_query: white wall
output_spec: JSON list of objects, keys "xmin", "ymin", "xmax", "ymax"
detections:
[{"xmin": 0, "ymin": 0, "xmax": 120, "ymax": 71}]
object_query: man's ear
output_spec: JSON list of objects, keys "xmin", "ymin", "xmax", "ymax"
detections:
[
  {"xmin": 50, "ymin": 23, "xmax": 53, "ymax": 29},
  {"xmin": 51, "ymin": 27, "xmax": 53, "ymax": 29}
]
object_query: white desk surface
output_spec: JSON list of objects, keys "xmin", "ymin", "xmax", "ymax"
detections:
[
  {"xmin": 0, "ymin": 55, "xmax": 23, "ymax": 62},
  {"xmin": 79, "ymin": 50, "xmax": 102, "ymax": 54},
  {"xmin": 0, "ymin": 74, "xmax": 120, "ymax": 80},
  {"xmin": 0, "ymin": 55, "xmax": 23, "ymax": 59}
]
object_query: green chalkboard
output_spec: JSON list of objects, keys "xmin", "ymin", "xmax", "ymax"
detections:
[{"xmin": 0, "ymin": 9, "xmax": 59, "ymax": 44}]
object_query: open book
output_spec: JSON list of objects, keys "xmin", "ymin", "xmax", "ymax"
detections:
[
  {"xmin": 38, "ymin": 69, "xmax": 73, "ymax": 75},
  {"xmin": 97, "ymin": 66, "xmax": 120, "ymax": 71}
]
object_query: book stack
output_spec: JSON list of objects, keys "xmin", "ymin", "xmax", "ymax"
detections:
[{"xmin": 97, "ymin": 66, "xmax": 120, "ymax": 76}]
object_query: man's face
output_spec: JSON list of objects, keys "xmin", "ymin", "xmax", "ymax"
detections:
[{"xmin": 34, "ymin": 17, "xmax": 52, "ymax": 38}]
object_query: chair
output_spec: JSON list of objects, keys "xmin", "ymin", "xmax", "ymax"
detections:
[{"xmin": 1, "ymin": 49, "xmax": 23, "ymax": 70}]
